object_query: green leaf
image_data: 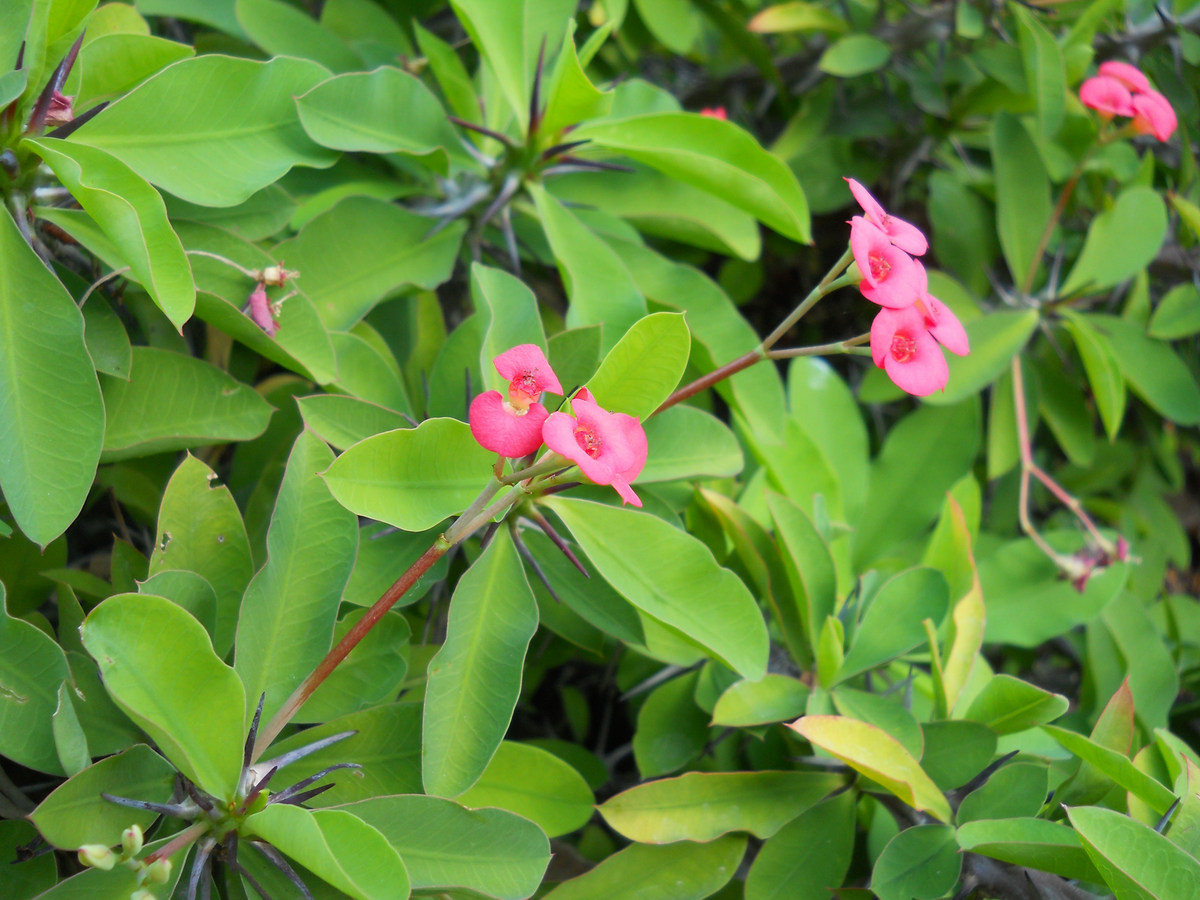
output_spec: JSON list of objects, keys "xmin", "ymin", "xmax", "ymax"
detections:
[
  {"xmin": 273, "ymin": 196, "xmax": 465, "ymax": 330},
  {"xmin": 340, "ymin": 522, "xmax": 448, "ymax": 610},
  {"xmin": 149, "ymin": 454, "xmax": 255, "ymax": 656},
  {"xmin": 324, "ymin": 418, "xmax": 494, "ymax": 532},
  {"xmin": 920, "ymin": 720, "xmax": 997, "ymax": 791},
  {"xmin": 541, "ymin": 24, "xmax": 613, "ymax": 135},
  {"xmin": 964, "ymin": 674, "xmax": 1068, "ymax": 735},
  {"xmin": 1088, "ymin": 314, "xmax": 1200, "ymax": 425},
  {"xmin": 235, "ymin": 0, "xmax": 360, "ymax": 71},
  {"xmin": 1061, "ymin": 309, "xmax": 1125, "ymax": 439},
  {"xmin": 991, "ymin": 112, "xmax": 1052, "ymax": 289},
  {"xmin": 244, "ymin": 804, "xmax": 411, "ymax": 900},
  {"xmin": 473, "ymin": 263, "xmax": 550, "ymax": 394},
  {"xmin": 414, "ymin": 23, "xmax": 478, "ymax": 122},
  {"xmin": 422, "ymin": 530, "xmax": 538, "ymax": 797},
  {"xmin": 957, "ymin": 817, "xmax": 1104, "ymax": 882},
  {"xmin": 747, "ymin": 2, "xmax": 848, "ymax": 34},
  {"xmin": 1014, "ymin": 5, "xmax": 1065, "ymax": 138},
  {"xmin": 1069, "ymin": 805, "xmax": 1200, "ymax": 899},
  {"xmin": 0, "ymin": 820, "xmax": 55, "ymax": 900},
  {"xmin": 0, "ymin": 208, "xmax": 104, "ymax": 546},
  {"xmin": 81, "ymin": 593, "xmax": 246, "ymax": 799},
  {"xmin": 639, "ymin": 405, "xmax": 743, "ymax": 482},
  {"xmin": 447, "ymin": 0, "xmax": 576, "ymax": 131},
  {"xmin": 744, "ymin": 790, "xmax": 855, "ymax": 900},
  {"xmin": 70, "ymin": 34, "xmax": 194, "ymax": 107},
  {"xmin": 541, "ymin": 834, "xmax": 747, "ymax": 900},
  {"xmin": 1148, "ymin": 283, "xmax": 1200, "ymax": 339},
  {"xmin": 633, "ymin": 669, "xmax": 709, "ymax": 777},
  {"xmin": 234, "ymin": 431, "xmax": 357, "ymax": 728},
  {"xmin": 837, "ymin": 568, "xmax": 949, "ymax": 682},
  {"xmin": 584, "ymin": 311, "xmax": 689, "ymax": 418},
  {"xmin": 336, "ymin": 794, "xmax": 550, "ymax": 900},
  {"xmin": 29, "ymin": 744, "xmax": 176, "ymax": 849},
  {"xmin": 297, "ymin": 394, "xmax": 412, "ymax": 451},
  {"xmin": 872, "ymin": 825, "xmax": 961, "ymax": 900},
  {"xmin": 767, "ymin": 492, "xmax": 836, "ymax": 658},
  {"xmin": 329, "ymin": 329, "xmax": 412, "ymax": 415},
  {"xmin": 27, "ymin": 138, "xmax": 194, "ymax": 329},
  {"xmin": 100, "ymin": 347, "xmax": 273, "ymax": 460},
  {"xmin": 297, "ymin": 608, "xmax": 409, "ymax": 723},
  {"xmin": 72, "ymin": 55, "xmax": 337, "ymax": 206},
  {"xmin": 139, "ymin": 570, "xmax": 218, "ymax": 644},
  {"xmin": 924, "ymin": 309, "xmax": 1040, "ymax": 406},
  {"xmin": 573, "ymin": 112, "xmax": 811, "ymax": 242},
  {"xmin": 958, "ymin": 762, "xmax": 1049, "ymax": 823},
  {"xmin": 818, "ymin": 34, "xmax": 891, "ymax": 76},
  {"xmin": 456, "ymin": 741, "xmax": 595, "ymax": 837},
  {"xmin": 529, "ymin": 183, "xmax": 647, "ymax": 353},
  {"xmin": 52, "ymin": 680, "xmax": 90, "ymax": 775},
  {"xmin": 134, "ymin": 0, "xmax": 246, "ymax": 37},
  {"xmin": 599, "ymin": 770, "xmax": 845, "ymax": 843},
  {"xmin": 0, "ymin": 588, "xmax": 71, "ymax": 774},
  {"xmin": 296, "ymin": 66, "xmax": 470, "ymax": 171},
  {"xmin": 81, "ymin": 293, "xmax": 132, "ymax": 379},
  {"xmin": 712, "ymin": 675, "xmax": 809, "ymax": 727},
  {"xmin": 833, "ymin": 688, "xmax": 924, "ymax": 760},
  {"xmin": 789, "ymin": 715, "xmax": 952, "ymax": 822},
  {"xmin": 545, "ymin": 497, "xmax": 769, "ymax": 680},
  {"xmin": 1044, "ymin": 725, "xmax": 1176, "ymax": 815},
  {"xmin": 1062, "ymin": 188, "xmax": 1167, "ymax": 296}
]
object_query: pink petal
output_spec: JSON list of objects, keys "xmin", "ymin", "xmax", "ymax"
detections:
[
  {"xmin": 612, "ymin": 413, "xmax": 648, "ymax": 484},
  {"xmin": 494, "ymin": 344, "xmax": 563, "ymax": 400},
  {"xmin": 870, "ymin": 306, "xmax": 948, "ymax": 396},
  {"xmin": 919, "ymin": 296, "xmax": 970, "ymax": 356},
  {"xmin": 870, "ymin": 307, "xmax": 906, "ymax": 367},
  {"xmin": 1131, "ymin": 90, "xmax": 1177, "ymax": 141},
  {"xmin": 851, "ymin": 218, "xmax": 921, "ymax": 308},
  {"xmin": 573, "ymin": 387, "xmax": 594, "ymax": 404},
  {"xmin": 246, "ymin": 284, "xmax": 277, "ymax": 336},
  {"xmin": 1079, "ymin": 76, "xmax": 1133, "ymax": 117},
  {"xmin": 543, "ymin": 398, "xmax": 646, "ymax": 503},
  {"xmin": 610, "ymin": 478, "xmax": 643, "ymax": 508},
  {"xmin": 846, "ymin": 177, "xmax": 888, "ymax": 223},
  {"xmin": 469, "ymin": 391, "xmax": 548, "ymax": 457},
  {"xmin": 845, "ymin": 178, "xmax": 927, "ymax": 255},
  {"xmin": 1097, "ymin": 61, "xmax": 1150, "ymax": 94},
  {"xmin": 699, "ymin": 106, "xmax": 727, "ymax": 120}
]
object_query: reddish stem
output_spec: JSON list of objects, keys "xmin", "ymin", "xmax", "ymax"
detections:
[{"xmin": 655, "ymin": 349, "xmax": 763, "ymax": 415}]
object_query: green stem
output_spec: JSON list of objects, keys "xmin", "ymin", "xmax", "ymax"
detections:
[
  {"xmin": 766, "ymin": 332, "xmax": 871, "ymax": 360},
  {"xmin": 1018, "ymin": 141, "xmax": 1103, "ymax": 297},
  {"xmin": 758, "ymin": 248, "xmax": 855, "ymax": 352}
]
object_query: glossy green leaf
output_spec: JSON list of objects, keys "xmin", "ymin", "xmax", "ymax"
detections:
[
  {"xmin": 149, "ymin": 454, "xmax": 255, "ymax": 656},
  {"xmin": 296, "ymin": 66, "xmax": 469, "ymax": 171},
  {"xmin": 100, "ymin": 347, "xmax": 273, "ymax": 460},
  {"xmin": 273, "ymin": 196, "xmax": 465, "ymax": 330},
  {"xmin": 51, "ymin": 680, "xmax": 89, "ymax": 776},
  {"xmin": 235, "ymin": 0, "xmax": 360, "ymax": 72},
  {"xmin": 70, "ymin": 33, "xmax": 194, "ymax": 107},
  {"xmin": 1088, "ymin": 314, "xmax": 1200, "ymax": 425},
  {"xmin": 852, "ymin": 399, "xmax": 979, "ymax": 568},
  {"xmin": 138, "ymin": 570, "xmax": 217, "ymax": 643},
  {"xmin": 1148, "ymin": 283, "xmax": 1200, "ymax": 339},
  {"xmin": 633, "ymin": 669, "xmax": 709, "ymax": 777},
  {"xmin": 1044, "ymin": 725, "xmax": 1175, "ymax": 815},
  {"xmin": 448, "ymin": 0, "xmax": 576, "ymax": 131},
  {"xmin": 457, "ymin": 741, "xmax": 594, "ymax": 837},
  {"xmin": 541, "ymin": 834, "xmax": 746, "ymax": 900},
  {"xmin": 297, "ymin": 394, "xmax": 412, "ymax": 450},
  {"xmin": 81, "ymin": 593, "xmax": 246, "ymax": 799},
  {"xmin": 767, "ymin": 492, "xmax": 836, "ymax": 656},
  {"xmin": 1062, "ymin": 188, "xmax": 1167, "ymax": 296},
  {"xmin": 26, "ymin": 832, "xmax": 188, "ymax": 899},
  {"xmin": 167, "ymin": 184, "xmax": 295, "ymax": 241},
  {"xmin": 991, "ymin": 112, "xmax": 1052, "ymax": 289},
  {"xmin": 639, "ymin": 405, "xmax": 743, "ymax": 482},
  {"xmin": 790, "ymin": 715, "xmax": 952, "ymax": 822},
  {"xmin": 529, "ymin": 183, "xmax": 647, "ymax": 353},
  {"xmin": 964, "ymin": 674, "xmax": 1068, "ymax": 735},
  {"xmin": 924, "ymin": 309, "xmax": 1039, "ymax": 406},
  {"xmin": 833, "ymin": 688, "xmax": 924, "ymax": 759},
  {"xmin": 1101, "ymin": 595, "xmax": 1178, "ymax": 732},
  {"xmin": 957, "ymin": 762, "xmax": 1049, "ymax": 823},
  {"xmin": 872, "ymin": 825, "xmax": 960, "ymax": 900},
  {"xmin": 340, "ymin": 521, "xmax": 448, "ymax": 610},
  {"xmin": 473, "ymin": 263, "xmax": 549, "ymax": 394},
  {"xmin": 1070, "ymin": 805, "xmax": 1200, "ymax": 898},
  {"xmin": 414, "ymin": 22, "xmax": 477, "ymax": 122},
  {"xmin": 837, "ymin": 567, "xmax": 949, "ymax": 682},
  {"xmin": 819, "ymin": 34, "xmax": 891, "ymax": 76},
  {"xmin": 600, "ymin": 770, "xmax": 845, "ymax": 843},
  {"xmin": 748, "ymin": 2, "xmax": 848, "ymax": 33},
  {"xmin": 744, "ymin": 790, "xmax": 855, "ymax": 900},
  {"xmin": 584, "ymin": 312, "xmax": 689, "ymax": 418},
  {"xmin": 329, "ymin": 330, "xmax": 411, "ymax": 415},
  {"xmin": 72, "ymin": 54, "xmax": 337, "ymax": 206},
  {"xmin": 1014, "ymin": 5, "xmax": 1065, "ymax": 138},
  {"xmin": 297, "ymin": 608, "xmax": 409, "ymax": 723},
  {"xmin": 0, "ymin": 820, "xmax": 56, "ymax": 900},
  {"xmin": 957, "ymin": 817, "xmax": 1104, "ymax": 882},
  {"xmin": 234, "ymin": 431, "xmax": 357, "ymax": 728},
  {"xmin": 920, "ymin": 720, "xmax": 997, "ymax": 790},
  {"xmin": 268, "ymin": 703, "xmax": 422, "ymax": 804},
  {"xmin": 573, "ymin": 113, "xmax": 810, "ymax": 242},
  {"xmin": 29, "ymin": 744, "xmax": 175, "ymax": 849},
  {"xmin": 929, "ymin": 496, "xmax": 984, "ymax": 713},
  {"xmin": 423, "ymin": 530, "xmax": 538, "ymax": 797},
  {"xmin": 244, "ymin": 804, "xmax": 411, "ymax": 900},
  {"xmin": 80, "ymin": 293, "xmax": 132, "ymax": 380},
  {"xmin": 336, "ymin": 794, "xmax": 550, "ymax": 899},
  {"xmin": 541, "ymin": 24, "xmax": 613, "ymax": 135},
  {"xmin": 0, "ymin": 208, "xmax": 104, "ymax": 546},
  {"xmin": 545, "ymin": 497, "xmax": 769, "ymax": 680},
  {"xmin": 712, "ymin": 674, "xmax": 809, "ymax": 727},
  {"xmin": 0, "ymin": 588, "xmax": 71, "ymax": 774},
  {"xmin": 324, "ymin": 418, "xmax": 494, "ymax": 532}
]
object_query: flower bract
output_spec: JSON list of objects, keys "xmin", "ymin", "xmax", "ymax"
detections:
[
  {"xmin": 543, "ymin": 396, "xmax": 647, "ymax": 507},
  {"xmin": 845, "ymin": 177, "xmax": 928, "ymax": 256},
  {"xmin": 870, "ymin": 305, "xmax": 949, "ymax": 396},
  {"xmin": 1079, "ymin": 76, "xmax": 1133, "ymax": 117},
  {"xmin": 469, "ymin": 344, "xmax": 562, "ymax": 458},
  {"xmin": 851, "ymin": 217, "xmax": 921, "ymax": 309}
]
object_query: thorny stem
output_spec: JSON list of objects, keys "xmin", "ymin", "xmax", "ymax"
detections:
[{"xmin": 258, "ymin": 247, "xmax": 867, "ymax": 754}]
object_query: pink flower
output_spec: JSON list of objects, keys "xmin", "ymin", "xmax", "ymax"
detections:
[
  {"xmin": 469, "ymin": 344, "xmax": 563, "ymax": 458},
  {"xmin": 1130, "ymin": 90, "xmax": 1177, "ymax": 141},
  {"xmin": 1098, "ymin": 60, "xmax": 1151, "ymax": 94},
  {"xmin": 699, "ymin": 106, "xmax": 727, "ymax": 120},
  {"xmin": 851, "ymin": 217, "xmax": 921, "ymax": 309},
  {"xmin": 870, "ymin": 305, "xmax": 949, "ymax": 397},
  {"xmin": 1079, "ymin": 76, "xmax": 1134, "ymax": 117},
  {"xmin": 845, "ymin": 177, "xmax": 927, "ymax": 256},
  {"xmin": 543, "ymin": 396, "xmax": 648, "ymax": 507},
  {"xmin": 912, "ymin": 263, "xmax": 969, "ymax": 356},
  {"xmin": 245, "ymin": 283, "xmax": 278, "ymax": 336}
]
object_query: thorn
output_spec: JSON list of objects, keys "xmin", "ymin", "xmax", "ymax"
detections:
[
  {"xmin": 498, "ymin": 206, "xmax": 521, "ymax": 276},
  {"xmin": 1156, "ymin": 797, "xmax": 1181, "ymax": 834},
  {"xmin": 44, "ymin": 99, "xmax": 106, "ymax": 140},
  {"xmin": 526, "ymin": 508, "xmax": 588, "ymax": 577},
  {"xmin": 238, "ymin": 765, "xmax": 278, "ymax": 814},
  {"xmin": 448, "ymin": 115, "xmax": 514, "ymax": 147},
  {"xmin": 269, "ymin": 763, "xmax": 361, "ymax": 805},
  {"xmin": 474, "ymin": 172, "xmax": 522, "ymax": 235},
  {"xmin": 512, "ymin": 525, "xmax": 563, "ymax": 603},
  {"xmin": 529, "ymin": 36, "xmax": 547, "ymax": 138},
  {"xmin": 25, "ymin": 32, "xmax": 85, "ymax": 136},
  {"xmin": 255, "ymin": 730, "xmax": 357, "ymax": 774},
  {"xmin": 226, "ymin": 840, "xmax": 276, "ymax": 900},
  {"xmin": 182, "ymin": 778, "xmax": 214, "ymax": 812},
  {"xmin": 249, "ymin": 841, "xmax": 314, "ymax": 899},
  {"xmin": 275, "ymin": 782, "xmax": 337, "ymax": 806},
  {"xmin": 187, "ymin": 839, "xmax": 214, "ymax": 900},
  {"xmin": 100, "ymin": 793, "xmax": 195, "ymax": 818},
  {"xmin": 244, "ymin": 694, "xmax": 266, "ymax": 771},
  {"xmin": 541, "ymin": 139, "xmax": 591, "ymax": 161}
]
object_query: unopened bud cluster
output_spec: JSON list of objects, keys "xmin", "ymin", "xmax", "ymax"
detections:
[{"xmin": 77, "ymin": 825, "xmax": 172, "ymax": 898}]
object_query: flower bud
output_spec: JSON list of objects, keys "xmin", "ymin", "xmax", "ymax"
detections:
[
  {"xmin": 121, "ymin": 824, "xmax": 144, "ymax": 857},
  {"xmin": 145, "ymin": 857, "xmax": 172, "ymax": 885},
  {"xmin": 130, "ymin": 890, "xmax": 156, "ymax": 900},
  {"xmin": 78, "ymin": 844, "xmax": 116, "ymax": 870}
]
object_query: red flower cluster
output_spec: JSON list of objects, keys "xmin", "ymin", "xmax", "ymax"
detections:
[
  {"xmin": 1079, "ymin": 61, "xmax": 1177, "ymax": 142},
  {"xmin": 469, "ymin": 345, "xmax": 649, "ymax": 507},
  {"xmin": 846, "ymin": 178, "xmax": 969, "ymax": 396}
]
